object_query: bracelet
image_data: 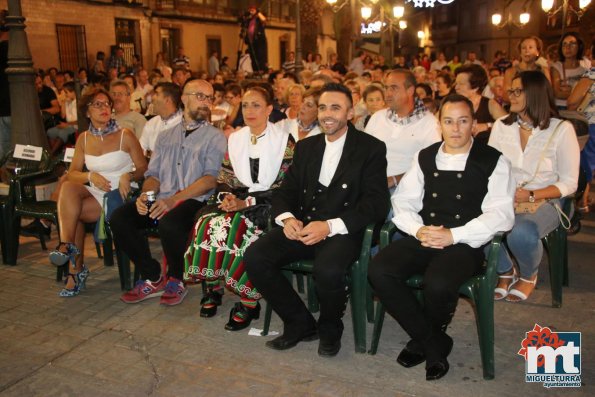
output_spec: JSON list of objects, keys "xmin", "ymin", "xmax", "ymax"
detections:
[
  {"xmin": 88, "ymin": 171, "xmax": 93, "ymax": 183},
  {"xmin": 245, "ymin": 196, "xmax": 256, "ymax": 207}
]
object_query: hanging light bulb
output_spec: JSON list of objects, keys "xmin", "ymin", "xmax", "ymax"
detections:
[
  {"xmin": 399, "ymin": 20, "xmax": 408, "ymax": 29},
  {"xmin": 491, "ymin": 13, "xmax": 502, "ymax": 25},
  {"xmin": 519, "ymin": 12, "xmax": 530, "ymax": 25},
  {"xmin": 541, "ymin": 0, "xmax": 554, "ymax": 13},
  {"xmin": 361, "ymin": 6, "xmax": 372, "ymax": 19},
  {"xmin": 393, "ymin": 6, "xmax": 405, "ymax": 19}
]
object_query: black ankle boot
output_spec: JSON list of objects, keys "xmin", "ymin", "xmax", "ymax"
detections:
[{"xmin": 224, "ymin": 302, "xmax": 261, "ymax": 331}]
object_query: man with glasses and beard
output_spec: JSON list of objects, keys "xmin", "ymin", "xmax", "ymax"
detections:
[
  {"xmin": 244, "ymin": 83, "xmax": 389, "ymax": 357},
  {"xmin": 111, "ymin": 79, "xmax": 227, "ymax": 306}
]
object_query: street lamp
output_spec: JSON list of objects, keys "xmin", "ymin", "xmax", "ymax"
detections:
[
  {"xmin": 541, "ymin": 0, "xmax": 591, "ymax": 32},
  {"xmin": 361, "ymin": 6, "xmax": 372, "ymax": 19},
  {"xmin": 491, "ymin": 9, "xmax": 530, "ymax": 58}
]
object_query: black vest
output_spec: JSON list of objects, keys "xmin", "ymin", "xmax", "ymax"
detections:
[
  {"xmin": 303, "ymin": 182, "xmax": 331, "ymax": 224},
  {"xmin": 418, "ymin": 142, "xmax": 501, "ymax": 228}
]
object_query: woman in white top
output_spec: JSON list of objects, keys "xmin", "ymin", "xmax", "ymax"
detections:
[
  {"xmin": 49, "ymin": 88, "xmax": 147, "ymax": 297},
  {"xmin": 551, "ymin": 33, "xmax": 587, "ymax": 110},
  {"xmin": 488, "ymin": 71, "xmax": 580, "ymax": 302},
  {"xmin": 276, "ymin": 86, "xmax": 322, "ymax": 141}
]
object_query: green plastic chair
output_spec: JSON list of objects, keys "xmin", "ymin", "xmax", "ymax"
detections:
[
  {"xmin": 542, "ymin": 198, "xmax": 572, "ymax": 308},
  {"xmin": 2, "ymin": 149, "xmax": 57, "ymax": 265},
  {"xmin": 260, "ymin": 223, "xmax": 376, "ymax": 354},
  {"xmin": 368, "ymin": 222, "xmax": 503, "ymax": 380}
]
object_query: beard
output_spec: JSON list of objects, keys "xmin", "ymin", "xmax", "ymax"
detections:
[{"xmin": 187, "ymin": 106, "xmax": 210, "ymax": 122}]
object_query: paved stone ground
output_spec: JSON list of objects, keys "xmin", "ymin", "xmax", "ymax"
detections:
[{"xmin": 0, "ymin": 207, "xmax": 593, "ymax": 396}]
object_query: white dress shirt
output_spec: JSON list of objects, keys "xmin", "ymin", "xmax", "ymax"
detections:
[
  {"xmin": 275, "ymin": 132, "xmax": 349, "ymax": 237},
  {"xmin": 139, "ymin": 111, "xmax": 183, "ymax": 153},
  {"xmin": 365, "ymin": 109, "xmax": 441, "ymax": 177},
  {"xmin": 393, "ymin": 142, "xmax": 516, "ymax": 248},
  {"xmin": 488, "ymin": 117, "xmax": 580, "ymax": 197}
]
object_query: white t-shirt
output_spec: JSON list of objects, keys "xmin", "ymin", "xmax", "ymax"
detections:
[
  {"xmin": 365, "ymin": 109, "xmax": 442, "ymax": 177},
  {"xmin": 139, "ymin": 111, "xmax": 183, "ymax": 153},
  {"xmin": 551, "ymin": 62, "xmax": 587, "ymax": 107}
]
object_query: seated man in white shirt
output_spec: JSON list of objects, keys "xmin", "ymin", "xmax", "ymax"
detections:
[
  {"xmin": 368, "ymin": 94, "xmax": 515, "ymax": 381},
  {"xmin": 365, "ymin": 69, "xmax": 441, "ymax": 191},
  {"xmin": 139, "ymin": 82, "xmax": 183, "ymax": 157}
]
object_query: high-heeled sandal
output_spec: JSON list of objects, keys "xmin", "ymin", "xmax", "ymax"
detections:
[
  {"xmin": 59, "ymin": 274, "xmax": 81, "ymax": 297},
  {"xmin": 49, "ymin": 242, "xmax": 80, "ymax": 268},
  {"xmin": 506, "ymin": 275, "xmax": 538, "ymax": 302},
  {"xmin": 494, "ymin": 269, "xmax": 517, "ymax": 300}
]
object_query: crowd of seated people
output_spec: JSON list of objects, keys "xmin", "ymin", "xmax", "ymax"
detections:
[{"xmin": 13, "ymin": 32, "xmax": 592, "ymax": 382}]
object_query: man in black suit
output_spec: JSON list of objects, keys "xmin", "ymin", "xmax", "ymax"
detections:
[{"xmin": 244, "ymin": 83, "xmax": 389, "ymax": 357}]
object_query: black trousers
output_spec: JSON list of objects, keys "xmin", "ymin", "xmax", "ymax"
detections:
[
  {"xmin": 244, "ymin": 228, "xmax": 360, "ymax": 341},
  {"xmin": 110, "ymin": 199, "xmax": 205, "ymax": 281},
  {"xmin": 368, "ymin": 236, "xmax": 484, "ymax": 346}
]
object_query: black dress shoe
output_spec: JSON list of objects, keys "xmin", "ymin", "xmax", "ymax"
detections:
[
  {"xmin": 265, "ymin": 329, "xmax": 318, "ymax": 351},
  {"xmin": 224, "ymin": 302, "xmax": 260, "ymax": 331},
  {"xmin": 318, "ymin": 339, "xmax": 341, "ymax": 357},
  {"xmin": 200, "ymin": 289, "xmax": 222, "ymax": 318},
  {"xmin": 426, "ymin": 359, "xmax": 449, "ymax": 381},
  {"xmin": 397, "ymin": 346, "xmax": 426, "ymax": 368},
  {"xmin": 21, "ymin": 219, "xmax": 51, "ymax": 239}
]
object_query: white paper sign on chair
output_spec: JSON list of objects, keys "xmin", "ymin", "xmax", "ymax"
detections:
[
  {"xmin": 13, "ymin": 144, "xmax": 43, "ymax": 161},
  {"xmin": 63, "ymin": 147, "xmax": 75, "ymax": 163}
]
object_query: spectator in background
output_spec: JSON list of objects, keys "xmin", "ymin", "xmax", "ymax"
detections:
[
  {"xmin": 282, "ymin": 51, "xmax": 296, "ymax": 74},
  {"xmin": 93, "ymin": 51, "xmax": 106, "ymax": 76},
  {"xmin": 551, "ymin": 32, "xmax": 587, "ymax": 110},
  {"xmin": 208, "ymin": 50, "xmax": 220, "ymax": 78},
  {"xmin": 431, "ymin": 52, "xmax": 447, "ymax": 71},
  {"xmin": 172, "ymin": 67, "xmax": 190, "ymax": 88},
  {"xmin": 492, "ymin": 50, "xmax": 511, "ymax": 74},
  {"xmin": 355, "ymin": 84, "xmax": 386, "ymax": 131},
  {"xmin": 238, "ymin": 49, "xmax": 253, "ymax": 76},
  {"xmin": 47, "ymin": 82, "xmax": 77, "ymax": 155},
  {"xmin": 504, "ymin": 36, "xmax": 551, "ymax": 101},
  {"xmin": 349, "ymin": 51, "xmax": 366, "ymax": 76},
  {"xmin": 139, "ymin": 82, "xmax": 182, "ymax": 157},
  {"xmin": 455, "ymin": 64, "xmax": 507, "ymax": 143},
  {"xmin": 107, "ymin": 47, "xmax": 126, "ymax": 72},
  {"xmin": 36, "ymin": 73, "xmax": 61, "ymax": 130},
  {"xmin": 415, "ymin": 83, "xmax": 433, "ymax": 100},
  {"xmin": 154, "ymin": 52, "xmax": 168, "ymax": 74},
  {"xmin": 172, "ymin": 47, "xmax": 190, "ymax": 69},
  {"xmin": 284, "ymin": 83, "xmax": 305, "ymax": 120},
  {"xmin": 465, "ymin": 51, "xmax": 481, "ymax": 66},
  {"xmin": 447, "ymin": 54, "xmax": 462, "ymax": 73},
  {"xmin": 434, "ymin": 73, "xmax": 453, "ymax": 102},
  {"xmin": 111, "ymin": 79, "xmax": 146, "ymax": 139}
]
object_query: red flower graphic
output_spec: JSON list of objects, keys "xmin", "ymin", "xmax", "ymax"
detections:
[{"xmin": 518, "ymin": 324, "xmax": 566, "ymax": 367}]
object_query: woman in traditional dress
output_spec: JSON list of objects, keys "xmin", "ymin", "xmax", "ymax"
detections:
[{"xmin": 184, "ymin": 86, "xmax": 295, "ymax": 330}]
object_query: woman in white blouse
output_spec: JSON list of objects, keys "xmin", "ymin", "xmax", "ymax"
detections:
[{"xmin": 489, "ymin": 71, "xmax": 580, "ymax": 302}]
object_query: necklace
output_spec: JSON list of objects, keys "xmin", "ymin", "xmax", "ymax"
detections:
[
  {"xmin": 250, "ymin": 133, "xmax": 266, "ymax": 145},
  {"xmin": 517, "ymin": 116, "xmax": 534, "ymax": 130}
]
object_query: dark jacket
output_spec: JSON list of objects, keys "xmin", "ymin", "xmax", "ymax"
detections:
[{"xmin": 272, "ymin": 124, "xmax": 390, "ymax": 235}]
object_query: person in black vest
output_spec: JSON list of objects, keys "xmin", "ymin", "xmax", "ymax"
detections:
[
  {"xmin": 368, "ymin": 94, "xmax": 515, "ymax": 380},
  {"xmin": 244, "ymin": 83, "xmax": 389, "ymax": 357}
]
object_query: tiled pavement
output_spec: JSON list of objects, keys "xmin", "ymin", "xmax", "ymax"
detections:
[{"xmin": 0, "ymin": 211, "xmax": 593, "ymax": 396}]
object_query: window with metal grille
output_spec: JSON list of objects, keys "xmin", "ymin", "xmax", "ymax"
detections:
[{"xmin": 55, "ymin": 24, "xmax": 88, "ymax": 71}]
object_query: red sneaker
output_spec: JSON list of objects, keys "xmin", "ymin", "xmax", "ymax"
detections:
[
  {"xmin": 160, "ymin": 277, "xmax": 188, "ymax": 306},
  {"xmin": 120, "ymin": 278, "xmax": 165, "ymax": 304}
]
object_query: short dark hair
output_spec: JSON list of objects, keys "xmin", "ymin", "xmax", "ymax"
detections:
[
  {"xmin": 319, "ymin": 82, "xmax": 353, "ymax": 107},
  {"xmin": 455, "ymin": 64, "xmax": 488, "ymax": 93},
  {"xmin": 415, "ymin": 83, "xmax": 433, "ymax": 98},
  {"xmin": 387, "ymin": 68, "xmax": 417, "ymax": 89},
  {"xmin": 437, "ymin": 72, "xmax": 452, "ymax": 87},
  {"xmin": 79, "ymin": 87, "xmax": 112, "ymax": 115},
  {"xmin": 502, "ymin": 71, "xmax": 558, "ymax": 130},
  {"xmin": 438, "ymin": 94, "xmax": 475, "ymax": 120},
  {"xmin": 155, "ymin": 82, "xmax": 182, "ymax": 108},
  {"xmin": 212, "ymin": 83, "xmax": 225, "ymax": 94},
  {"xmin": 558, "ymin": 32, "xmax": 584, "ymax": 62},
  {"xmin": 63, "ymin": 81, "xmax": 75, "ymax": 92},
  {"xmin": 225, "ymin": 83, "xmax": 242, "ymax": 97}
]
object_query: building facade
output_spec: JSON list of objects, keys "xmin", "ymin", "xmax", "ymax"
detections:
[{"xmin": 0, "ymin": 0, "xmax": 297, "ymax": 73}]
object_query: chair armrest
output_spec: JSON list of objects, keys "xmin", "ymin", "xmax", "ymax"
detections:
[
  {"xmin": 379, "ymin": 221, "xmax": 397, "ymax": 249},
  {"xmin": 357, "ymin": 222, "xmax": 376, "ymax": 265},
  {"xmin": 13, "ymin": 168, "xmax": 55, "ymax": 183}
]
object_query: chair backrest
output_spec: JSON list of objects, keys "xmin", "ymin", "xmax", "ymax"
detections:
[{"xmin": 1, "ymin": 148, "xmax": 53, "ymax": 203}]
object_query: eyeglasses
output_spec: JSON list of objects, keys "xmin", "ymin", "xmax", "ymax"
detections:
[
  {"xmin": 110, "ymin": 91, "xmax": 129, "ymax": 97},
  {"xmin": 183, "ymin": 92, "xmax": 213, "ymax": 101},
  {"xmin": 88, "ymin": 100, "xmax": 112, "ymax": 109},
  {"xmin": 561, "ymin": 42, "xmax": 578, "ymax": 48},
  {"xmin": 507, "ymin": 88, "xmax": 524, "ymax": 98}
]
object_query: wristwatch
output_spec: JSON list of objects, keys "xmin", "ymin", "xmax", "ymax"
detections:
[{"xmin": 529, "ymin": 191, "xmax": 535, "ymax": 203}]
